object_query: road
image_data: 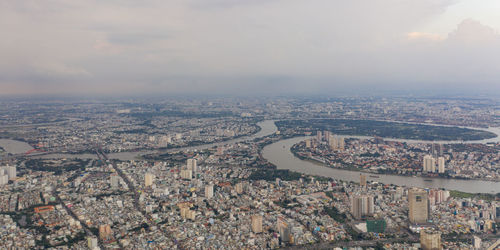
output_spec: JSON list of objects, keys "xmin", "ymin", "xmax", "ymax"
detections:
[
  {"xmin": 52, "ymin": 186, "xmax": 105, "ymax": 249},
  {"xmin": 95, "ymin": 148, "xmax": 155, "ymax": 224},
  {"xmin": 95, "ymin": 148, "xmax": 186, "ymax": 249}
]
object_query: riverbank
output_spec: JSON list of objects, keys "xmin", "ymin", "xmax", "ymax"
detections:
[
  {"xmin": 276, "ymin": 119, "xmax": 497, "ymax": 141},
  {"xmin": 262, "ymin": 136, "xmax": 500, "ymax": 194},
  {"xmin": 69, "ymin": 123, "xmax": 262, "ymax": 155},
  {"xmin": 449, "ymin": 190, "xmax": 499, "ymax": 201},
  {"xmin": 289, "ymin": 141, "xmax": 499, "ymax": 183}
]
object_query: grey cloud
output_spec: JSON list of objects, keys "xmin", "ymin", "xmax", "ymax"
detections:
[
  {"xmin": 107, "ymin": 31, "xmax": 171, "ymax": 45},
  {"xmin": 1, "ymin": 0, "xmax": 500, "ymax": 96}
]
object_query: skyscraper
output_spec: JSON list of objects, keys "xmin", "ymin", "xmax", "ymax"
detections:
[
  {"xmin": 186, "ymin": 210, "xmax": 196, "ymax": 220},
  {"xmin": 338, "ymin": 137, "xmax": 345, "ymax": 150},
  {"xmin": 409, "ymin": 188, "xmax": 429, "ymax": 224},
  {"xmin": 329, "ymin": 137, "xmax": 336, "ymax": 150},
  {"xmin": 324, "ymin": 131, "xmax": 331, "ymax": 142},
  {"xmin": 316, "ymin": 131, "xmax": 322, "ymax": 142},
  {"xmin": 251, "ymin": 214, "xmax": 263, "ymax": 233},
  {"xmin": 235, "ymin": 182, "xmax": 244, "ymax": 194},
  {"xmin": 110, "ymin": 174, "xmax": 121, "ymax": 188},
  {"xmin": 420, "ymin": 229, "xmax": 442, "ymax": 250},
  {"xmin": 277, "ymin": 217, "xmax": 291, "ymax": 242},
  {"xmin": 0, "ymin": 168, "xmax": 8, "ymax": 186},
  {"xmin": 473, "ymin": 235, "xmax": 482, "ymax": 249},
  {"xmin": 180, "ymin": 169, "xmax": 192, "ymax": 180},
  {"xmin": 6, "ymin": 166, "xmax": 16, "ymax": 180},
  {"xmin": 437, "ymin": 157, "xmax": 445, "ymax": 173},
  {"xmin": 350, "ymin": 195, "xmax": 374, "ymax": 219},
  {"xmin": 87, "ymin": 237, "xmax": 98, "ymax": 250},
  {"xmin": 205, "ymin": 184, "xmax": 214, "ymax": 199},
  {"xmin": 145, "ymin": 173, "xmax": 154, "ymax": 187},
  {"xmin": 423, "ymin": 155, "xmax": 436, "ymax": 173},
  {"xmin": 180, "ymin": 207, "xmax": 189, "ymax": 218},
  {"xmin": 187, "ymin": 158, "xmax": 197, "ymax": 172},
  {"xmin": 99, "ymin": 224, "xmax": 113, "ymax": 241},
  {"xmin": 360, "ymin": 174, "xmax": 367, "ymax": 187},
  {"xmin": 0, "ymin": 165, "xmax": 16, "ymax": 181}
]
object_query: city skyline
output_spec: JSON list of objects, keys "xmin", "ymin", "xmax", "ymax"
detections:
[
  {"xmin": 2, "ymin": 2, "xmax": 500, "ymax": 248},
  {"xmin": 0, "ymin": 96, "xmax": 499, "ymax": 248}
]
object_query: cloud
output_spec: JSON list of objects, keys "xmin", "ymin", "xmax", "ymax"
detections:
[
  {"xmin": 34, "ymin": 63, "xmax": 91, "ymax": 77},
  {"xmin": 448, "ymin": 19, "xmax": 499, "ymax": 44},
  {"xmin": 1, "ymin": 0, "xmax": 500, "ymax": 95},
  {"xmin": 407, "ymin": 32, "xmax": 446, "ymax": 41}
]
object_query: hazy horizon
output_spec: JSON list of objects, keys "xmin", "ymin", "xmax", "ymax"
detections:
[{"xmin": 2, "ymin": 0, "xmax": 500, "ymax": 96}]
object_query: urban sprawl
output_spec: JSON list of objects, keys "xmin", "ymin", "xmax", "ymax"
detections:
[{"xmin": 0, "ymin": 96, "xmax": 499, "ymax": 249}]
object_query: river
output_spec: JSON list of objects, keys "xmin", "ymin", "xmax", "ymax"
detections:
[
  {"xmin": 262, "ymin": 136, "xmax": 500, "ymax": 194},
  {"xmin": 33, "ymin": 120, "xmax": 278, "ymax": 161},
  {"xmin": 0, "ymin": 139, "xmax": 34, "ymax": 154},
  {"xmin": 6, "ymin": 119, "xmax": 500, "ymax": 193}
]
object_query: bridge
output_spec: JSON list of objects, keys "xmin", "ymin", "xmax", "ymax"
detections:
[
  {"xmin": 24, "ymin": 148, "xmax": 46, "ymax": 155},
  {"xmin": 487, "ymin": 238, "xmax": 500, "ymax": 250}
]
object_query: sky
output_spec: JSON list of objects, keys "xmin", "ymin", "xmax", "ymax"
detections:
[{"xmin": 1, "ymin": 0, "xmax": 500, "ymax": 96}]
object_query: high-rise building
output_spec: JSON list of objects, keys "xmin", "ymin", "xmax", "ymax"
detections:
[
  {"xmin": 324, "ymin": 131, "xmax": 331, "ymax": 142},
  {"xmin": 87, "ymin": 237, "xmax": 98, "ymax": 249},
  {"xmin": 437, "ymin": 157, "xmax": 445, "ymax": 173},
  {"xmin": 110, "ymin": 174, "xmax": 121, "ymax": 188},
  {"xmin": 423, "ymin": 155, "xmax": 436, "ymax": 173},
  {"xmin": 186, "ymin": 210, "xmax": 196, "ymax": 220},
  {"xmin": 420, "ymin": 229, "xmax": 442, "ymax": 250},
  {"xmin": 187, "ymin": 159, "xmax": 197, "ymax": 172},
  {"xmin": 145, "ymin": 173, "xmax": 154, "ymax": 187},
  {"xmin": 329, "ymin": 136, "xmax": 345, "ymax": 151},
  {"xmin": 473, "ymin": 235, "xmax": 482, "ymax": 249},
  {"xmin": 409, "ymin": 188, "xmax": 429, "ymax": 224},
  {"xmin": 0, "ymin": 171, "xmax": 8, "ymax": 186},
  {"xmin": 180, "ymin": 169, "xmax": 192, "ymax": 180},
  {"xmin": 251, "ymin": 214, "xmax": 263, "ymax": 233},
  {"xmin": 205, "ymin": 184, "xmax": 214, "ymax": 199},
  {"xmin": 305, "ymin": 139, "xmax": 311, "ymax": 148},
  {"xmin": 428, "ymin": 190, "xmax": 450, "ymax": 205},
  {"xmin": 180, "ymin": 207, "xmax": 189, "ymax": 218},
  {"xmin": 360, "ymin": 174, "xmax": 367, "ymax": 187},
  {"xmin": 235, "ymin": 182, "xmax": 244, "ymax": 194},
  {"xmin": 316, "ymin": 131, "xmax": 322, "ymax": 142},
  {"xmin": 6, "ymin": 166, "xmax": 16, "ymax": 180},
  {"xmin": 394, "ymin": 187, "xmax": 404, "ymax": 200},
  {"xmin": 0, "ymin": 165, "xmax": 16, "ymax": 181},
  {"xmin": 277, "ymin": 217, "xmax": 291, "ymax": 242},
  {"xmin": 484, "ymin": 219, "xmax": 494, "ymax": 232},
  {"xmin": 350, "ymin": 195, "xmax": 374, "ymax": 219},
  {"xmin": 338, "ymin": 137, "xmax": 345, "ymax": 150},
  {"xmin": 328, "ymin": 137, "xmax": 336, "ymax": 150},
  {"xmin": 99, "ymin": 224, "xmax": 113, "ymax": 241}
]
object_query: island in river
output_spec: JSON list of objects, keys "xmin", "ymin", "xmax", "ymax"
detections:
[{"xmin": 276, "ymin": 119, "xmax": 497, "ymax": 141}]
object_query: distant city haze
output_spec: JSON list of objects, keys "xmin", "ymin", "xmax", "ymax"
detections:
[{"xmin": 1, "ymin": 0, "xmax": 500, "ymax": 96}]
